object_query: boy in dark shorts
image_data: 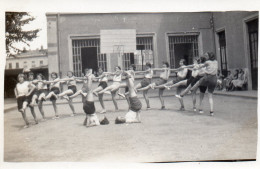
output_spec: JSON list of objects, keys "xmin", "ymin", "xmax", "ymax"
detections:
[
  {"xmin": 14, "ymin": 73, "xmax": 38, "ymax": 128},
  {"xmin": 115, "ymin": 71, "xmax": 142, "ymax": 124}
]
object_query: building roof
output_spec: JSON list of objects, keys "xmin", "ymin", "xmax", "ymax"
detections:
[{"xmin": 6, "ymin": 49, "xmax": 48, "ymax": 60}]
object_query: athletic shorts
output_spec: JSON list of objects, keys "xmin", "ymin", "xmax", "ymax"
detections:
[
  {"xmin": 83, "ymin": 101, "xmax": 95, "ymax": 115},
  {"xmin": 199, "ymin": 74, "xmax": 217, "ymax": 93},
  {"xmin": 36, "ymin": 89, "xmax": 49, "ymax": 97},
  {"xmin": 68, "ymin": 85, "xmax": 77, "ymax": 96},
  {"xmin": 141, "ymin": 78, "xmax": 151, "ymax": 87},
  {"xmin": 98, "ymin": 81, "xmax": 108, "ymax": 89},
  {"xmin": 155, "ymin": 78, "xmax": 168, "ymax": 90},
  {"xmin": 186, "ymin": 76, "xmax": 195, "ymax": 87},
  {"xmin": 50, "ymin": 87, "xmax": 60, "ymax": 101},
  {"xmin": 17, "ymin": 96, "xmax": 29, "ymax": 110},
  {"xmin": 129, "ymin": 96, "xmax": 142, "ymax": 112}
]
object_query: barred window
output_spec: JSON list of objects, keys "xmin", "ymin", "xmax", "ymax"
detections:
[
  {"xmin": 169, "ymin": 35, "xmax": 199, "ymax": 68},
  {"xmin": 135, "ymin": 37, "xmax": 154, "ymax": 71}
]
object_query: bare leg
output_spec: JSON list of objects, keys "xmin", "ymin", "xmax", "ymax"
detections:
[
  {"xmin": 143, "ymin": 90, "xmax": 150, "ymax": 108},
  {"xmin": 199, "ymin": 92, "xmax": 205, "ymax": 113},
  {"xmin": 177, "ymin": 88, "xmax": 185, "ymax": 110},
  {"xmin": 168, "ymin": 80, "xmax": 187, "ymax": 89},
  {"xmin": 29, "ymin": 106, "xmax": 38, "ymax": 124},
  {"xmin": 111, "ymin": 91, "xmax": 119, "ymax": 111},
  {"xmin": 20, "ymin": 101, "xmax": 29, "ymax": 127},
  {"xmin": 99, "ymin": 85, "xmax": 114, "ymax": 94},
  {"xmin": 208, "ymin": 93, "xmax": 214, "ymax": 114},
  {"xmin": 98, "ymin": 94, "xmax": 106, "ymax": 113},
  {"xmin": 93, "ymin": 86, "xmax": 103, "ymax": 93},
  {"xmin": 68, "ymin": 99, "xmax": 76, "ymax": 115},
  {"xmin": 20, "ymin": 110, "xmax": 29, "ymax": 127},
  {"xmin": 192, "ymin": 88, "xmax": 197, "ymax": 111},
  {"xmin": 45, "ymin": 91, "xmax": 55, "ymax": 100},
  {"xmin": 138, "ymin": 84, "xmax": 153, "ymax": 91},
  {"xmin": 58, "ymin": 89, "xmax": 73, "ymax": 97},
  {"xmin": 51, "ymin": 100, "xmax": 59, "ymax": 118},
  {"xmin": 30, "ymin": 95, "xmax": 38, "ymax": 106},
  {"xmin": 69, "ymin": 90, "xmax": 83, "ymax": 99},
  {"xmin": 180, "ymin": 84, "xmax": 192, "ymax": 97},
  {"xmin": 154, "ymin": 81, "xmax": 173, "ymax": 89},
  {"xmin": 159, "ymin": 89, "xmax": 165, "ymax": 109},
  {"xmin": 38, "ymin": 100, "xmax": 46, "ymax": 119}
]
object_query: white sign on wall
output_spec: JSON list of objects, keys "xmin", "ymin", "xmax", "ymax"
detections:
[{"xmin": 100, "ymin": 29, "xmax": 136, "ymax": 54}]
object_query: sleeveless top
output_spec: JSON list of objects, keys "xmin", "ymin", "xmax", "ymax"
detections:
[
  {"xmin": 100, "ymin": 74, "xmax": 108, "ymax": 82},
  {"xmin": 36, "ymin": 81, "xmax": 48, "ymax": 90},
  {"xmin": 50, "ymin": 78, "xmax": 61, "ymax": 89},
  {"xmin": 113, "ymin": 73, "xmax": 122, "ymax": 82},
  {"xmin": 191, "ymin": 63, "xmax": 200, "ymax": 77},
  {"xmin": 144, "ymin": 69, "xmax": 153, "ymax": 79},
  {"xmin": 67, "ymin": 76, "xmax": 77, "ymax": 86},
  {"xmin": 160, "ymin": 68, "xmax": 170, "ymax": 80}
]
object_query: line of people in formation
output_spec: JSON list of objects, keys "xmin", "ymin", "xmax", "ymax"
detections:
[{"xmin": 14, "ymin": 52, "xmax": 218, "ymax": 128}]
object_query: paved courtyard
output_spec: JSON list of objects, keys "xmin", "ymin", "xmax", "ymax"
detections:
[{"xmin": 4, "ymin": 94, "xmax": 258, "ymax": 162}]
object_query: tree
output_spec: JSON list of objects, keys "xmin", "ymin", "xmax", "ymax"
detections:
[{"xmin": 5, "ymin": 12, "xmax": 40, "ymax": 57}]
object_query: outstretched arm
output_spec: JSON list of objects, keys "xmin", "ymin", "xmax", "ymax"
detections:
[{"xmin": 26, "ymin": 83, "xmax": 36, "ymax": 96}]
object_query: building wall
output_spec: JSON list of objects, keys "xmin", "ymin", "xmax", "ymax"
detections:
[
  {"xmin": 5, "ymin": 56, "xmax": 48, "ymax": 70},
  {"xmin": 213, "ymin": 11, "xmax": 258, "ymax": 69},
  {"xmin": 213, "ymin": 11, "xmax": 259, "ymax": 89},
  {"xmin": 47, "ymin": 12, "xmax": 215, "ymax": 77}
]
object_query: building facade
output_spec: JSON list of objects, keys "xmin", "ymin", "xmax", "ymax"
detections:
[
  {"xmin": 4, "ymin": 48, "xmax": 48, "ymax": 98},
  {"xmin": 46, "ymin": 12, "xmax": 258, "ymax": 90}
]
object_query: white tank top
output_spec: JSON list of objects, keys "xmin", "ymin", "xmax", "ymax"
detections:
[
  {"xmin": 67, "ymin": 76, "xmax": 77, "ymax": 86},
  {"xmin": 50, "ymin": 78, "xmax": 61, "ymax": 89},
  {"xmin": 144, "ymin": 69, "xmax": 153, "ymax": 79},
  {"xmin": 36, "ymin": 81, "xmax": 48, "ymax": 90},
  {"xmin": 16, "ymin": 81, "xmax": 29, "ymax": 97},
  {"xmin": 113, "ymin": 74, "xmax": 122, "ymax": 82},
  {"xmin": 100, "ymin": 74, "xmax": 108, "ymax": 82},
  {"xmin": 177, "ymin": 66, "xmax": 188, "ymax": 78},
  {"xmin": 192, "ymin": 64, "xmax": 200, "ymax": 77},
  {"xmin": 160, "ymin": 69, "xmax": 170, "ymax": 80}
]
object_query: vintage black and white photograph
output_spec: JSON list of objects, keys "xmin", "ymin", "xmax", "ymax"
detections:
[{"xmin": 1, "ymin": 0, "xmax": 259, "ymax": 166}]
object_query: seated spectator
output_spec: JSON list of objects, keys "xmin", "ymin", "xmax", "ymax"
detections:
[
  {"xmin": 231, "ymin": 69, "xmax": 247, "ymax": 91},
  {"xmin": 222, "ymin": 69, "xmax": 239, "ymax": 91},
  {"xmin": 216, "ymin": 70, "xmax": 224, "ymax": 90}
]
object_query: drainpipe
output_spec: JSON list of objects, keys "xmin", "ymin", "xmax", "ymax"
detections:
[
  {"xmin": 211, "ymin": 12, "xmax": 217, "ymax": 56},
  {"xmin": 57, "ymin": 13, "xmax": 61, "ymax": 77}
]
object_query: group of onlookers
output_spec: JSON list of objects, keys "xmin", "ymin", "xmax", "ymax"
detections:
[{"xmin": 216, "ymin": 69, "xmax": 247, "ymax": 91}]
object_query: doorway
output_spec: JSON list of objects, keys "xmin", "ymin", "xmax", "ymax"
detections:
[
  {"xmin": 81, "ymin": 47, "xmax": 98, "ymax": 74},
  {"xmin": 247, "ymin": 19, "xmax": 258, "ymax": 90}
]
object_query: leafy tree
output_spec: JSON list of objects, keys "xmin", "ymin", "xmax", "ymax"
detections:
[{"xmin": 5, "ymin": 12, "xmax": 40, "ymax": 57}]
